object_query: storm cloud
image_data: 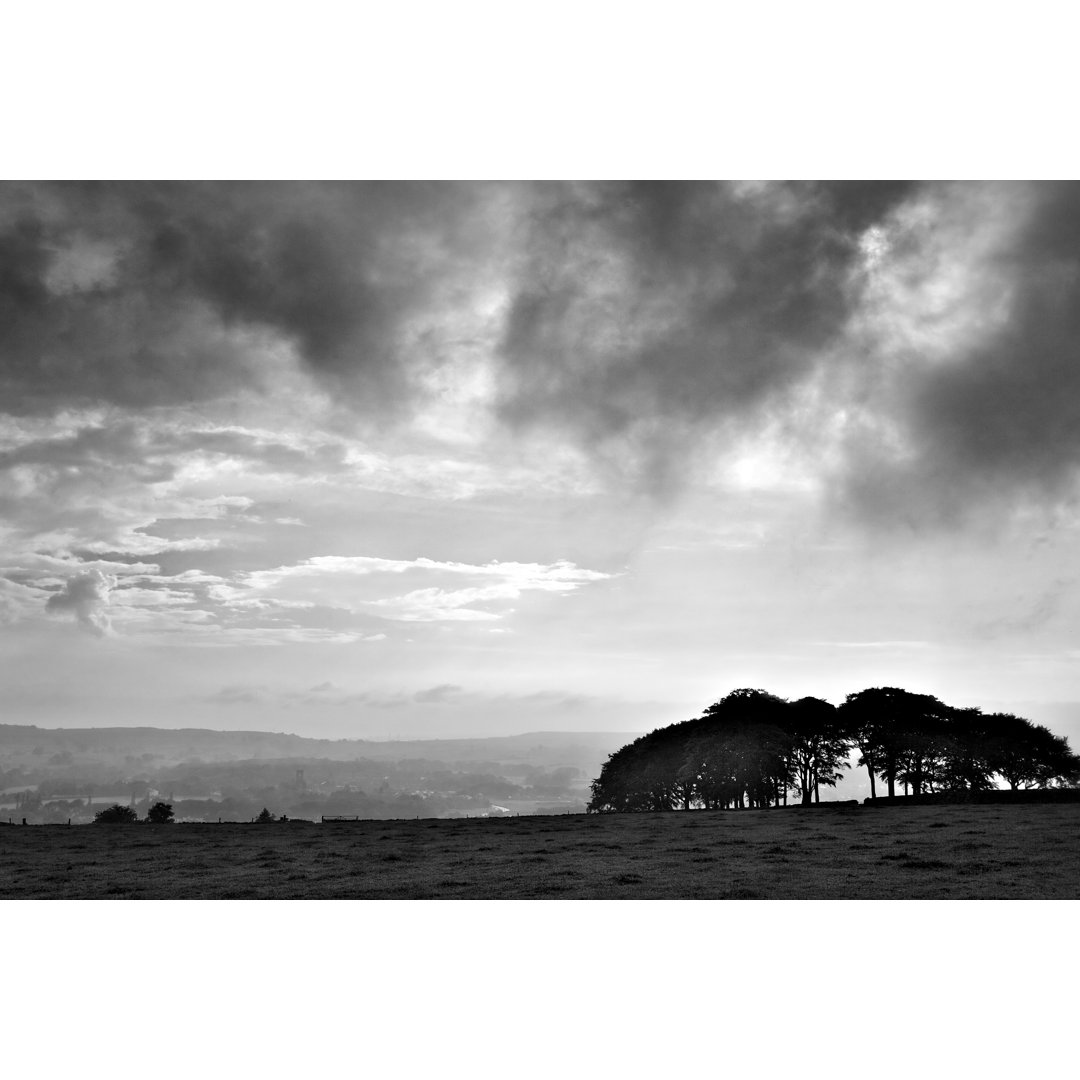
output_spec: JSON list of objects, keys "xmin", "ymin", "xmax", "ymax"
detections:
[
  {"xmin": 0, "ymin": 181, "xmax": 495, "ymax": 415},
  {"xmin": 5, "ymin": 181, "xmax": 1080, "ymax": 525},
  {"xmin": 836, "ymin": 182, "xmax": 1080, "ymax": 525},
  {"xmin": 494, "ymin": 180, "xmax": 915, "ymax": 488},
  {"xmin": 491, "ymin": 181, "xmax": 1080, "ymax": 521}
]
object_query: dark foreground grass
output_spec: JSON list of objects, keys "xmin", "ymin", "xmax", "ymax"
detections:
[{"xmin": 2, "ymin": 803, "xmax": 1077, "ymax": 899}]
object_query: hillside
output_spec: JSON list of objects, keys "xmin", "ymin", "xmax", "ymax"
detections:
[{"xmin": 0, "ymin": 723, "xmax": 636, "ymax": 770}]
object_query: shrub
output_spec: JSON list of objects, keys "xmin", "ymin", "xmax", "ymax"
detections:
[{"xmin": 94, "ymin": 804, "xmax": 139, "ymax": 824}]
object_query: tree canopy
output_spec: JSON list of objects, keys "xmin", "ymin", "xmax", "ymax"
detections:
[
  {"xmin": 146, "ymin": 801, "xmax": 175, "ymax": 823},
  {"xmin": 93, "ymin": 803, "xmax": 139, "ymax": 823},
  {"xmin": 588, "ymin": 687, "xmax": 1080, "ymax": 812}
]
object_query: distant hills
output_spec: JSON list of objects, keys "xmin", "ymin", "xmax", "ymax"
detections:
[{"xmin": 0, "ymin": 723, "xmax": 638, "ymax": 773}]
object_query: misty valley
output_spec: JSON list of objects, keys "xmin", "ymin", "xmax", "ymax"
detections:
[{"xmin": 0, "ymin": 725, "xmax": 628, "ymax": 826}]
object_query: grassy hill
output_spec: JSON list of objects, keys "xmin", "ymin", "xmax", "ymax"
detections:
[{"xmin": 2, "ymin": 801, "xmax": 1076, "ymax": 899}]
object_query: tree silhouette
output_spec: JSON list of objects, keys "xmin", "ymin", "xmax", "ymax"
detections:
[
  {"xmin": 146, "ymin": 801, "xmax": 175, "ymax": 824},
  {"xmin": 256, "ymin": 807, "xmax": 276, "ymax": 822},
  {"xmin": 696, "ymin": 690, "xmax": 795, "ymax": 809},
  {"xmin": 94, "ymin": 803, "xmax": 138, "ymax": 823},
  {"xmin": 589, "ymin": 689, "xmax": 811, "ymax": 812},
  {"xmin": 789, "ymin": 697, "xmax": 850, "ymax": 805},
  {"xmin": 840, "ymin": 687, "xmax": 947, "ymax": 797},
  {"xmin": 590, "ymin": 685, "xmax": 1080, "ymax": 812},
  {"xmin": 985, "ymin": 717, "xmax": 1080, "ymax": 789},
  {"xmin": 931, "ymin": 708, "xmax": 996, "ymax": 792}
]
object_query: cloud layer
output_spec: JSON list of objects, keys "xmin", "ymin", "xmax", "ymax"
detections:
[
  {"xmin": 7, "ymin": 181, "xmax": 1080, "ymax": 526},
  {"xmin": 836, "ymin": 182, "xmax": 1080, "ymax": 524},
  {"xmin": 0, "ymin": 181, "xmax": 497, "ymax": 416},
  {"xmin": 7, "ymin": 181, "xmax": 1080, "ymax": 657},
  {"xmin": 495, "ymin": 181, "xmax": 915, "ymax": 489}
]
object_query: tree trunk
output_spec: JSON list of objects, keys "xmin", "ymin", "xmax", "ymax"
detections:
[{"xmin": 814, "ymin": 778, "xmax": 820, "ymax": 804}]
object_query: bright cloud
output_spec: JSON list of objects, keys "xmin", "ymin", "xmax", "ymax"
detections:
[{"xmin": 241, "ymin": 555, "xmax": 615, "ymax": 623}]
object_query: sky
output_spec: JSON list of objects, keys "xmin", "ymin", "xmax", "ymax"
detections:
[{"xmin": 5, "ymin": 180, "xmax": 1080, "ymax": 742}]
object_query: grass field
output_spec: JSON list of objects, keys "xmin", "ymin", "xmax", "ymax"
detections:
[{"xmin": 2, "ymin": 802, "xmax": 1077, "ymax": 899}]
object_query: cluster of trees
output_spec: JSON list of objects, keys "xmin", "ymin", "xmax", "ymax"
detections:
[
  {"xmin": 588, "ymin": 688, "xmax": 1080, "ymax": 813},
  {"xmin": 93, "ymin": 802, "xmax": 304, "ymax": 824},
  {"xmin": 94, "ymin": 802, "xmax": 174, "ymax": 824}
]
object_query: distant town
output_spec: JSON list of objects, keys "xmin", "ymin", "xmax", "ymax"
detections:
[{"xmin": 0, "ymin": 724, "xmax": 631, "ymax": 824}]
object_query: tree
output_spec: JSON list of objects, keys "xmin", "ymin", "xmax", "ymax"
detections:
[
  {"xmin": 788, "ymin": 697, "xmax": 851, "ymax": 805},
  {"xmin": 146, "ymin": 802, "xmax": 175, "ymax": 824},
  {"xmin": 895, "ymin": 699, "xmax": 949, "ymax": 795},
  {"xmin": 840, "ymin": 687, "xmax": 947, "ymax": 797},
  {"xmin": 700, "ymin": 689, "xmax": 794, "ymax": 809},
  {"xmin": 932, "ymin": 708, "xmax": 996, "ymax": 792},
  {"xmin": 256, "ymin": 807, "xmax": 276, "ymax": 822},
  {"xmin": 94, "ymin": 804, "xmax": 138, "ymax": 823},
  {"xmin": 986, "ymin": 716, "xmax": 1080, "ymax": 789},
  {"xmin": 589, "ymin": 689, "xmax": 797, "ymax": 812},
  {"xmin": 684, "ymin": 730, "xmax": 740, "ymax": 809},
  {"xmin": 838, "ymin": 693, "xmax": 882, "ymax": 798}
]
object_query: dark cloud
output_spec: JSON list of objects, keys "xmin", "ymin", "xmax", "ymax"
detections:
[
  {"xmin": 0, "ymin": 180, "xmax": 917, "ymax": 437},
  {"xmin": 837, "ymin": 182, "xmax": 1080, "ymax": 526},
  {"xmin": 9, "ymin": 180, "xmax": 1080, "ymax": 527},
  {"xmin": 0, "ymin": 181, "xmax": 490, "ymax": 415},
  {"xmin": 495, "ymin": 181, "xmax": 917, "ymax": 490}
]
